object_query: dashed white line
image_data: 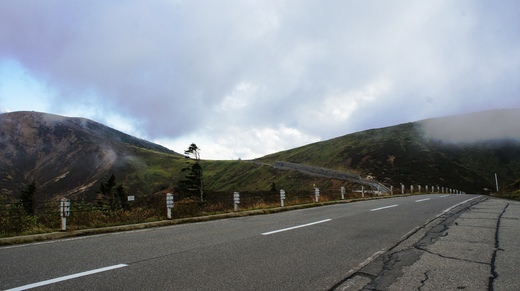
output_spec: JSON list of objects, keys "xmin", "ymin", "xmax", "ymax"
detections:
[
  {"xmin": 5, "ymin": 264, "xmax": 128, "ymax": 291},
  {"xmin": 440, "ymin": 195, "xmax": 450, "ymax": 198},
  {"xmin": 370, "ymin": 205, "xmax": 398, "ymax": 211},
  {"xmin": 415, "ymin": 198, "xmax": 431, "ymax": 203},
  {"xmin": 261, "ymin": 219, "xmax": 332, "ymax": 235}
]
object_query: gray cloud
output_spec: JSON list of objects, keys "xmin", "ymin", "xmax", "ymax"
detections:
[
  {"xmin": 420, "ymin": 109, "xmax": 520, "ymax": 143},
  {"xmin": 0, "ymin": 1, "xmax": 519, "ymax": 158}
]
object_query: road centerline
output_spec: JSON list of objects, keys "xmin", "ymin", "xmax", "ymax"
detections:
[
  {"xmin": 5, "ymin": 264, "xmax": 128, "ymax": 291},
  {"xmin": 261, "ymin": 219, "xmax": 332, "ymax": 235},
  {"xmin": 370, "ymin": 204, "xmax": 398, "ymax": 212}
]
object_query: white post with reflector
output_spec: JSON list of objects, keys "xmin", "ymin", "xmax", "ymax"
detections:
[
  {"xmin": 341, "ymin": 186, "xmax": 345, "ymax": 200},
  {"xmin": 60, "ymin": 198, "xmax": 70, "ymax": 231},
  {"xmin": 166, "ymin": 193, "xmax": 174, "ymax": 219},
  {"xmin": 280, "ymin": 189, "xmax": 286, "ymax": 207},
  {"xmin": 233, "ymin": 192, "xmax": 240, "ymax": 211},
  {"xmin": 314, "ymin": 188, "xmax": 320, "ymax": 202}
]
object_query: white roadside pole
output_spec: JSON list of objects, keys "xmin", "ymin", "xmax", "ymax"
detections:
[
  {"xmin": 419, "ymin": 185, "xmax": 421, "ymax": 193},
  {"xmin": 426, "ymin": 185, "xmax": 429, "ymax": 193},
  {"xmin": 341, "ymin": 186, "xmax": 345, "ymax": 200},
  {"xmin": 280, "ymin": 189, "xmax": 286, "ymax": 207},
  {"xmin": 314, "ymin": 188, "xmax": 320, "ymax": 202},
  {"xmin": 166, "ymin": 193, "xmax": 174, "ymax": 219},
  {"xmin": 361, "ymin": 186, "xmax": 365, "ymax": 198},
  {"xmin": 410, "ymin": 185, "xmax": 414, "ymax": 194},
  {"xmin": 390, "ymin": 185, "xmax": 394, "ymax": 194},
  {"xmin": 233, "ymin": 192, "xmax": 240, "ymax": 211},
  {"xmin": 401, "ymin": 184, "xmax": 405, "ymax": 194},
  {"xmin": 60, "ymin": 198, "xmax": 70, "ymax": 231}
]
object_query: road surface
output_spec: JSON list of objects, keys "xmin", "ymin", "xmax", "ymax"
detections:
[{"xmin": 0, "ymin": 194, "xmax": 481, "ymax": 290}]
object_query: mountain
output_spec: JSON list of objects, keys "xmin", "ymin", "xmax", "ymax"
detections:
[
  {"xmin": 256, "ymin": 109, "xmax": 520, "ymax": 194},
  {"xmin": 0, "ymin": 111, "xmax": 181, "ymax": 200},
  {"xmin": 1, "ymin": 109, "xmax": 519, "ymax": 202}
]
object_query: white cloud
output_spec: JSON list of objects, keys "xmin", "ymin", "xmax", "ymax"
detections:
[
  {"xmin": 156, "ymin": 124, "xmax": 319, "ymax": 160},
  {"xmin": 316, "ymin": 78, "xmax": 393, "ymax": 124}
]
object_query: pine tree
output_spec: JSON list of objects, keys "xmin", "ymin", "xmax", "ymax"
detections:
[
  {"xmin": 20, "ymin": 181, "xmax": 36, "ymax": 216},
  {"xmin": 178, "ymin": 143, "xmax": 204, "ymax": 202}
]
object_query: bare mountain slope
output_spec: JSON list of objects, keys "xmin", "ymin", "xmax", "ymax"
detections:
[{"xmin": 0, "ymin": 111, "xmax": 179, "ymax": 200}]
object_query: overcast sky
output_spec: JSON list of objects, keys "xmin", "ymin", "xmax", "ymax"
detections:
[{"xmin": 0, "ymin": 1, "xmax": 519, "ymax": 159}]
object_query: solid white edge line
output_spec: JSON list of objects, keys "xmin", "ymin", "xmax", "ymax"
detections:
[
  {"xmin": 370, "ymin": 204, "xmax": 398, "ymax": 212},
  {"xmin": 5, "ymin": 264, "xmax": 128, "ymax": 291},
  {"xmin": 415, "ymin": 198, "xmax": 431, "ymax": 202},
  {"xmin": 441, "ymin": 196, "xmax": 481, "ymax": 216},
  {"xmin": 261, "ymin": 219, "xmax": 332, "ymax": 235},
  {"xmin": 346, "ymin": 249, "xmax": 387, "ymax": 276}
]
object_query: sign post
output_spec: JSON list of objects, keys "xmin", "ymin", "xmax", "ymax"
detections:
[
  {"xmin": 60, "ymin": 198, "xmax": 70, "ymax": 231},
  {"xmin": 166, "ymin": 193, "xmax": 174, "ymax": 219},
  {"xmin": 314, "ymin": 188, "xmax": 320, "ymax": 203},
  {"xmin": 233, "ymin": 192, "xmax": 240, "ymax": 211},
  {"xmin": 280, "ymin": 189, "xmax": 286, "ymax": 207}
]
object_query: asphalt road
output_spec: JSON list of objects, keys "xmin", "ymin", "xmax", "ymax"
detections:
[{"xmin": 0, "ymin": 194, "xmax": 480, "ymax": 290}]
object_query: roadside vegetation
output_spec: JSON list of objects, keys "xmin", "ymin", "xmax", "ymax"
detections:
[
  {"xmin": 493, "ymin": 178, "xmax": 520, "ymax": 201},
  {"xmin": 1, "ymin": 185, "xmax": 371, "ymax": 238}
]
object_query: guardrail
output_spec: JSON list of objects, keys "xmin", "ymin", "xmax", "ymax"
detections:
[{"xmin": 1, "ymin": 184, "xmax": 462, "ymax": 237}]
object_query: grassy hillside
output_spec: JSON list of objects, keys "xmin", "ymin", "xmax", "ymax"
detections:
[
  {"xmin": 257, "ymin": 122, "xmax": 520, "ymax": 194},
  {"xmin": 111, "ymin": 149, "xmax": 352, "ymax": 202},
  {"xmin": 3, "ymin": 110, "xmax": 518, "ymax": 201}
]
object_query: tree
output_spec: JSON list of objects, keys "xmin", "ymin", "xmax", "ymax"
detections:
[
  {"xmin": 99, "ymin": 174, "xmax": 127, "ymax": 211},
  {"xmin": 20, "ymin": 181, "xmax": 36, "ymax": 216},
  {"xmin": 178, "ymin": 143, "xmax": 204, "ymax": 202},
  {"xmin": 116, "ymin": 184, "xmax": 129, "ymax": 210},
  {"xmin": 185, "ymin": 143, "xmax": 201, "ymax": 160}
]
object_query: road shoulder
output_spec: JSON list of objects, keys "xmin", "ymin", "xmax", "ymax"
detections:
[{"xmin": 333, "ymin": 197, "xmax": 519, "ymax": 290}]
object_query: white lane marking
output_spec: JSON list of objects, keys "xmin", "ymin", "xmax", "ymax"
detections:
[
  {"xmin": 261, "ymin": 219, "xmax": 332, "ymax": 235},
  {"xmin": 415, "ymin": 198, "xmax": 431, "ymax": 203},
  {"xmin": 5, "ymin": 264, "xmax": 128, "ymax": 291},
  {"xmin": 370, "ymin": 205, "xmax": 398, "ymax": 212},
  {"xmin": 346, "ymin": 250, "xmax": 386, "ymax": 276},
  {"xmin": 441, "ymin": 196, "xmax": 481, "ymax": 216},
  {"xmin": 440, "ymin": 195, "xmax": 450, "ymax": 198},
  {"xmin": 400, "ymin": 226, "xmax": 421, "ymax": 240}
]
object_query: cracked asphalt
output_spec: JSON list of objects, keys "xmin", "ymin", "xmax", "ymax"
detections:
[{"xmin": 334, "ymin": 197, "xmax": 520, "ymax": 290}]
